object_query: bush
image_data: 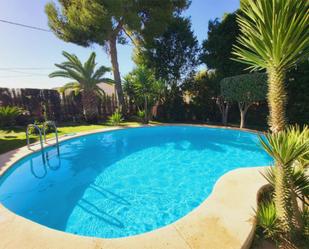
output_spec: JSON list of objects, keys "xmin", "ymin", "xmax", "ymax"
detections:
[
  {"xmin": 108, "ymin": 110, "xmax": 123, "ymax": 126},
  {"xmin": 27, "ymin": 121, "xmax": 56, "ymax": 135},
  {"xmin": 137, "ymin": 110, "xmax": 145, "ymax": 122},
  {"xmin": 255, "ymin": 201, "xmax": 280, "ymax": 241},
  {"xmin": 0, "ymin": 106, "xmax": 22, "ymax": 127}
]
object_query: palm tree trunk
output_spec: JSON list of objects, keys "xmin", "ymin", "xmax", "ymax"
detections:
[
  {"xmin": 274, "ymin": 163, "xmax": 291, "ymax": 233},
  {"xmin": 82, "ymin": 89, "xmax": 98, "ymax": 123},
  {"xmin": 267, "ymin": 68, "xmax": 287, "ymax": 133},
  {"xmin": 109, "ymin": 37, "xmax": 126, "ymax": 114},
  {"xmin": 274, "ymin": 162, "xmax": 303, "ymax": 242}
]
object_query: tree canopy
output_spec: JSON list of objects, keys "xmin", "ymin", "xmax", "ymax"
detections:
[
  {"xmin": 123, "ymin": 65, "xmax": 164, "ymax": 123},
  {"xmin": 200, "ymin": 11, "xmax": 246, "ymax": 78},
  {"xmin": 221, "ymin": 73, "xmax": 267, "ymax": 128},
  {"xmin": 45, "ymin": 0, "xmax": 189, "ymax": 112},
  {"xmin": 49, "ymin": 51, "xmax": 112, "ymax": 122},
  {"xmin": 135, "ymin": 16, "xmax": 199, "ymax": 85},
  {"xmin": 221, "ymin": 73, "xmax": 267, "ymax": 103}
]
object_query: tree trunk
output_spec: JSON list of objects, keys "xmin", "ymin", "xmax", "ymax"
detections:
[
  {"xmin": 240, "ymin": 110, "xmax": 246, "ymax": 129},
  {"xmin": 238, "ymin": 102, "xmax": 249, "ymax": 129},
  {"xmin": 274, "ymin": 162, "xmax": 303, "ymax": 242},
  {"xmin": 144, "ymin": 95, "xmax": 148, "ymax": 124},
  {"xmin": 216, "ymin": 97, "xmax": 229, "ymax": 125},
  {"xmin": 267, "ymin": 68, "xmax": 287, "ymax": 133},
  {"xmin": 109, "ymin": 37, "xmax": 126, "ymax": 114},
  {"xmin": 82, "ymin": 89, "xmax": 98, "ymax": 123},
  {"xmin": 222, "ymin": 106, "xmax": 229, "ymax": 125}
]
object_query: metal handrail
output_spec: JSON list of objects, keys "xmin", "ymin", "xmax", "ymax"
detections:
[
  {"xmin": 26, "ymin": 124, "xmax": 44, "ymax": 151},
  {"xmin": 26, "ymin": 124, "xmax": 45, "ymax": 163},
  {"xmin": 43, "ymin": 121, "xmax": 60, "ymax": 155}
]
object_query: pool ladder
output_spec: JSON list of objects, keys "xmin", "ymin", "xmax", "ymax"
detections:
[{"xmin": 26, "ymin": 121, "xmax": 60, "ymax": 156}]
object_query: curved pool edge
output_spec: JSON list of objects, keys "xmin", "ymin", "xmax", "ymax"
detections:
[
  {"xmin": 0, "ymin": 124, "xmax": 269, "ymax": 249},
  {"xmin": 0, "ymin": 123, "xmax": 264, "ymax": 177}
]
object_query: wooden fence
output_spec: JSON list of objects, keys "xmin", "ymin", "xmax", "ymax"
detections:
[{"xmin": 0, "ymin": 87, "xmax": 120, "ymax": 122}]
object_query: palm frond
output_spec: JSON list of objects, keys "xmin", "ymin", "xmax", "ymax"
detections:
[
  {"xmin": 233, "ymin": 0, "xmax": 309, "ymax": 70},
  {"xmin": 92, "ymin": 65, "xmax": 112, "ymax": 82}
]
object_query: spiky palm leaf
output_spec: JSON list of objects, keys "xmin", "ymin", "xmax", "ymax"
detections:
[
  {"xmin": 262, "ymin": 167, "xmax": 309, "ymax": 206},
  {"xmin": 233, "ymin": 0, "xmax": 309, "ymax": 132},
  {"xmin": 58, "ymin": 82, "xmax": 81, "ymax": 96},
  {"xmin": 49, "ymin": 51, "xmax": 113, "ymax": 122},
  {"xmin": 255, "ymin": 201, "xmax": 280, "ymax": 240},
  {"xmin": 259, "ymin": 125, "xmax": 309, "ymax": 238}
]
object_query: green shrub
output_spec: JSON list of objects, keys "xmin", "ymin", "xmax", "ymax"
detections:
[
  {"xmin": 108, "ymin": 110, "xmax": 123, "ymax": 126},
  {"xmin": 255, "ymin": 201, "xmax": 280, "ymax": 241},
  {"xmin": 137, "ymin": 110, "xmax": 145, "ymax": 122},
  {"xmin": 28, "ymin": 121, "xmax": 55, "ymax": 135},
  {"xmin": 0, "ymin": 106, "xmax": 22, "ymax": 127}
]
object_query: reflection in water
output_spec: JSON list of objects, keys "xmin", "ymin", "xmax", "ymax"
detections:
[{"xmin": 30, "ymin": 150, "xmax": 61, "ymax": 179}]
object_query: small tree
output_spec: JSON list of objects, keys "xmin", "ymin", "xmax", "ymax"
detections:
[
  {"xmin": 124, "ymin": 66, "xmax": 164, "ymax": 124},
  {"xmin": 221, "ymin": 73, "xmax": 267, "ymax": 128},
  {"xmin": 136, "ymin": 16, "xmax": 199, "ymax": 85},
  {"xmin": 216, "ymin": 97, "xmax": 230, "ymax": 126},
  {"xmin": 49, "ymin": 51, "xmax": 112, "ymax": 122}
]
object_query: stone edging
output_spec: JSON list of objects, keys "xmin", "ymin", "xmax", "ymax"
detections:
[{"xmin": 0, "ymin": 124, "xmax": 269, "ymax": 249}]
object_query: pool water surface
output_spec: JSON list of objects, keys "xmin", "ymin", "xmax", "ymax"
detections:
[{"xmin": 0, "ymin": 126, "xmax": 271, "ymax": 238}]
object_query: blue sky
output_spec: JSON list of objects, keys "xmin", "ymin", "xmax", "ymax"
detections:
[{"xmin": 0, "ymin": 0, "xmax": 239, "ymax": 89}]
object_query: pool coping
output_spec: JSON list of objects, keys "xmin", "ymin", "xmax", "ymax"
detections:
[{"xmin": 0, "ymin": 124, "xmax": 269, "ymax": 249}]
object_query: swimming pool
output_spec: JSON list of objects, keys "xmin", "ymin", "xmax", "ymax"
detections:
[{"xmin": 0, "ymin": 126, "xmax": 271, "ymax": 238}]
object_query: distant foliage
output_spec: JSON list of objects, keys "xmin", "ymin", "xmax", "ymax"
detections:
[
  {"xmin": 221, "ymin": 73, "xmax": 267, "ymax": 103},
  {"xmin": 108, "ymin": 110, "xmax": 123, "ymax": 126},
  {"xmin": 200, "ymin": 11, "xmax": 246, "ymax": 78},
  {"xmin": 45, "ymin": 0, "xmax": 190, "ymax": 111},
  {"xmin": 221, "ymin": 73, "xmax": 267, "ymax": 128},
  {"xmin": 27, "ymin": 121, "xmax": 56, "ymax": 135},
  {"xmin": 157, "ymin": 84, "xmax": 187, "ymax": 122},
  {"xmin": 287, "ymin": 61, "xmax": 309, "ymax": 125},
  {"xmin": 137, "ymin": 110, "xmax": 145, "ymax": 122},
  {"xmin": 136, "ymin": 16, "xmax": 199, "ymax": 85},
  {"xmin": 124, "ymin": 65, "xmax": 164, "ymax": 123},
  {"xmin": 0, "ymin": 106, "xmax": 22, "ymax": 127},
  {"xmin": 183, "ymin": 70, "xmax": 221, "ymax": 122},
  {"xmin": 49, "ymin": 51, "xmax": 112, "ymax": 123}
]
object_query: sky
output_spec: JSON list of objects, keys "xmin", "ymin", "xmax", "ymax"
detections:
[{"xmin": 0, "ymin": 0, "xmax": 239, "ymax": 89}]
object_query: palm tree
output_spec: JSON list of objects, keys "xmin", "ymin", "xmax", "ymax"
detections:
[
  {"xmin": 124, "ymin": 65, "xmax": 164, "ymax": 123},
  {"xmin": 49, "ymin": 51, "xmax": 112, "ymax": 122},
  {"xmin": 233, "ymin": 0, "xmax": 309, "ymax": 133},
  {"xmin": 260, "ymin": 126, "xmax": 309, "ymax": 242}
]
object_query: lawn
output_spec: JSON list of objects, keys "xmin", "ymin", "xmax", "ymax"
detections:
[{"xmin": 0, "ymin": 121, "xmax": 149, "ymax": 154}]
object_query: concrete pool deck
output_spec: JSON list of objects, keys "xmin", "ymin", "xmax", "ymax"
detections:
[{"xmin": 0, "ymin": 125, "xmax": 269, "ymax": 249}]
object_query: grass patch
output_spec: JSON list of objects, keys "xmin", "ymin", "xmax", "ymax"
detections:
[{"xmin": 0, "ymin": 121, "xmax": 159, "ymax": 154}]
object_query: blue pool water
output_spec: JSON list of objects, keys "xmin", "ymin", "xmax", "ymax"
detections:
[{"xmin": 0, "ymin": 126, "xmax": 271, "ymax": 238}]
